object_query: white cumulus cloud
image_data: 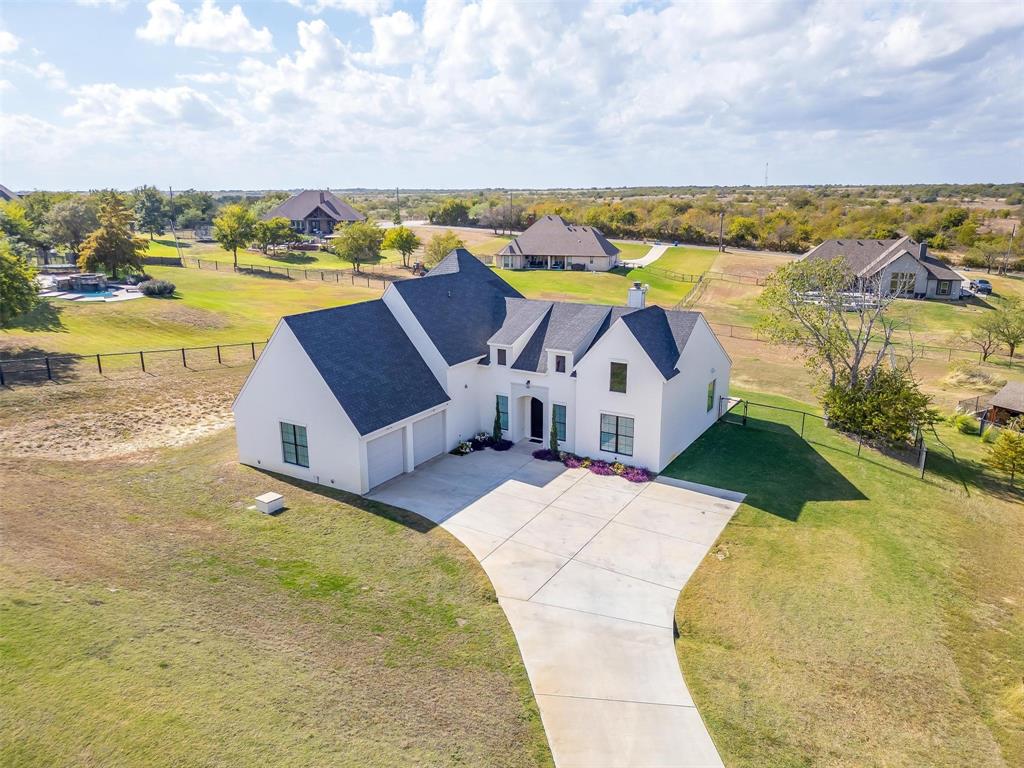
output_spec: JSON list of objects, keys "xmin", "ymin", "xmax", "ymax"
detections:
[
  {"xmin": 136, "ymin": 0, "xmax": 273, "ymax": 53},
  {"xmin": 0, "ymin": 29, "xmax": 19, "ymax": 54}
]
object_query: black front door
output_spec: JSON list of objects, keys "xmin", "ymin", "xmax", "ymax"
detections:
[{"xmin": 530, "ymin": 398, "xmax": 543, "ymax": 439}]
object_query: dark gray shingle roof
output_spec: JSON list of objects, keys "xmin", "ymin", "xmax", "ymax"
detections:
[
  {"xmin": 0, "ymin": 184, "xmax": 19, "ymax": 202},
  {"xmin": 500, "ymin": 215, "xmax": 620, "ymax": 258},
  {"xmin": 284, "ymin": 300, "xmax": 448, "ymax": 435},
  {"xmin": 393, "ymin": 249, "xmax": 523, "ymax": 365},
  {"xmin": 991, "ymin": 381, "xmax": 1024, "ymax": 414},
  {"xmin": 264, "ymin": 190, "xmax": 365, "ymax": 223},
  {"xmin": 511, "ymin": 302, "xmax": 616, "ymax": 372},
  {"xmin": 620, "ymin": 307, "xmax": 700, "ymax": 379},
  {"xmin": 489, "ymin": 298, "xmax": 552, "ymax": 345}
]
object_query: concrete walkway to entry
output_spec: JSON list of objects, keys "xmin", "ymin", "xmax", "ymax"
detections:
[
  {"xmin": 367, "ymin": 442, "xmax": 742, "ymax": 768},
  {"xmin": 623, "ymin": 243, "xmax": 669, "ymax": 268}
]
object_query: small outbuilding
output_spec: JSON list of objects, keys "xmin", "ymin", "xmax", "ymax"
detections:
[{"xmin": 986, "ymin": 381, "xmax": 1024, "ymax": 425}]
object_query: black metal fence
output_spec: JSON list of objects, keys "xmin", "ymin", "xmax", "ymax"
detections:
[
  {"xmin": 719, "ymin": 397, "xmax": 928, "ymax": 476},
  {"xmin": 0, "ymin": 340, "xmax": 267, "ymax": 386},
  {"xmin": 641, "ymin": 266, "xmax": 704, "ymax": 283}
]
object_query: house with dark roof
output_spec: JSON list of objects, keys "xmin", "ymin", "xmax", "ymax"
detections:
[
  {"xmin": 262, "ymin": 189, "xmax": 365, "ymax": 236},
  {"xmin": 0, "ymin": 184, "xmax": 20, "ymax": 202},
  {"xmin": 986, "ymin": 381, "xmax": 1024, "ymax": 426},
  {"xmin": 802, "ymin": 236, "xmax": 964, "ymax": 300},
  {"xmin": 233, "ymin": 249, "xmax": 730, "ymax": 493},
  {"xmin": 498, "ymin": 215, "xmax": 620, "ymax": 271}
]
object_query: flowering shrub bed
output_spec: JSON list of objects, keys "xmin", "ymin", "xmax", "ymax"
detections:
[
  {"xmin": 531, "ymin": 449, "xmax": 653, "ymax": 482},
  {"xmin": 453, "ymin": 434, "xmax": 514, "ymax": 456},
  {"xmin": 531, "ymin": 448, "xmax": 561, "ymax": 461}
]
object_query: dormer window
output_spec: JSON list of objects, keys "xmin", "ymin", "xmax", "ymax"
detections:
[
  {"xmin": 555, "ymin": 355, "xmax": 566, "ymax": 373},
  {"xmin": 610, "ymin": 362, "xmax": 627, "ymax": 393},
  {"xmin": 497, "ymin": 348, "xmax": 507, "ymax": 366}
]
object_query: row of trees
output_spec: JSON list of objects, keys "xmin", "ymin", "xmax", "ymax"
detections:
[{"xmin": 419, "ymin": 189, "xmax": 1022, "ymax": 264}]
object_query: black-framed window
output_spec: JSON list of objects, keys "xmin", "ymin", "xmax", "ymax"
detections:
[
  {"xmin": 706, "ymin": 379, "xmax": 716, "ymax": 413},
  {"xmin": 600, "ymin": 414, "xmax": 634, "ymax": 456},
  {"xmin": 937, "ymin": 280, "xmax": 951, "ymax": 296},
  {"xmin": 497, "ymin": 395, "xmax": 509, "ymax": 430},
  {"xmin": 609, "ymin": 361, "xmax": 627, "ymax": 393},
  {"xmin": 555, "ymin": 354, "xmax": 566, "ymax": 373},
  {"xmin": 280, "ymin": 422, "xmax": 309, "ymax": 467},
  {"xmin": 553, "ymin": 404, "xmax": 566, "ymax": 441},
  {"xmin": 497, "ymin": 348, "xmax": 507, "ymax": 366}
]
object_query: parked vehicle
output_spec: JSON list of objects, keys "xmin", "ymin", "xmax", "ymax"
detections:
[{"xmin": 971, "ymin": 278, "xmax": 993, "ymax": 294}]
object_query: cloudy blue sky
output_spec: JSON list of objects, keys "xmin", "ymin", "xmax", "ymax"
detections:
[{"xmin": 1, "ymin": 0, "xmax": 1022, "ymax": 191}]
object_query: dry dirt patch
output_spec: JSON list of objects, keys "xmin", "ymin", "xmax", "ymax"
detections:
[{"xmin": 0, "ymin": 367, "xmax": 248, "ymax": 461}]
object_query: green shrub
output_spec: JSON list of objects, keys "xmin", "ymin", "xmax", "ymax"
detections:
[
  {"xmin": 946, "ymin": 413, "xmax": 979, "ymax": 434},
  {"xmin": 138, "ymin": 279, "xmax": 176, "ymax": 297},
  {"xmin": 823, "ymin": 368, "xmax": 939, "ymax": 446}
]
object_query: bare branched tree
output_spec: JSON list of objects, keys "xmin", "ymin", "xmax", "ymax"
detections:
[{"xmin": 757, "ymin": 256, "xmax": 917, "ymax": 390}]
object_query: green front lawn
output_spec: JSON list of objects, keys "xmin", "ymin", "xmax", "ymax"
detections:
[
  {"xmin": 2, "ymin": 265, "xmax": 379, "ymax": 356},
  {"xmin": 494, "ymin": 266, "xmax": 695, "ymax": 307},
  {"xmin": 646, "ymin": 245, "xmax": 719, "ymax": 275},
  {"xmin": 668, "ymin": 389, "xmax": 1023, "ymax": 768},
  {"xmin": 148, "ymin": 238, "xmax": 407, "ymax": 271},
  {"xmin": 0, "ymin": 378, "xmax": 552, "ymax": 768}
]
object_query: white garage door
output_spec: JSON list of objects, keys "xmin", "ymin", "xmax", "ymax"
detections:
[
  {"xmin": 413, "ymin": 412, "xmax": 445, "ymax": 466},
  {"xmin": 366, "ymin": 428, "xmax": 405, "ymax": 489}
]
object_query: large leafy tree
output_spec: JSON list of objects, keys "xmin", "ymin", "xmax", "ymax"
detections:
[
  {"xmin": 41, "ymin": 196, "xmax": 99, "ymax": 255},
  {"xmin": 78, "ymin": 191, "xmax": 148, "ymax": 279},
  {"xmin": 0, "ymin": 235, "xmax": 39, "ymax": 326},
  {"xmin": 0, "ymin": 200, "xmax": 42, "ymax": 249},
  {"xmin": 423, "ymin": 230, "xmax": 465, "ymax": 266},
  {"xmin": 253, "ymin": 217, "xmax": 294, "ymax": 254},
  {"xmin": 331, "ymin": 221, "xmax": 383, "ymax": 273},
  {"xmin": 428, "ymin": 198, "xmax": 470, "ymax": 226},
  {"xmin": 133, "ymin": 185, "xmax": 167, "ymax": 240},
  {"xmin": 213, "ymin": 204, "xmax": 257, "ymax": 269},
  {"xmin": 382, "ymin": 225, "xmax": 421, "ymax": 268},
  {"xmin": 989, "ymin": 299, "xmax": 1024, "ymax": 358},
  {"xmin": 758, "ymin": 256, "xmax": 935, "ymax": 442}
]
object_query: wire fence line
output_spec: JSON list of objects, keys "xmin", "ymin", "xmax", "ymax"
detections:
[
  {"xmin": 709, "ymin": 320, "xmax": 1023, "ymax": 368},
  {"xmin": 178, "ymin": 256, "xmax": 398, "ymax": 287},
  {"xmin": 0, "ymin": 341, "xmax": 268, "ymax": 387}
]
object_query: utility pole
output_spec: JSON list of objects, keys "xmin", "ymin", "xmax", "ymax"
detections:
[
  {"xmin": 764, "ymin": 162, "xmax": 768, "ymax": 187},
  {"xmin": 718, "ymin": 210, "xmax": 725, "ymax": 252},
  {"xmin": 1002, "ymin": 223, "xmax": 1016, "ymax": 275},
  {"xmin": 394, "ymin": 187, "xmax": 401, "ymax": 224}
]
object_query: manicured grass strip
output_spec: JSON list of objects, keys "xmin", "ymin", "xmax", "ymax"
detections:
[
  {"xmin": 666, "ymin": 389, "xmax": 1023, "ymax": 768},
  {"xmin": 1, "ymin": 265, "xmax": 379, "ymax": 356}
]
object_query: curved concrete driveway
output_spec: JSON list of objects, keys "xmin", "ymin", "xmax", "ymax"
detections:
[
  {"xmin": 623, "ymin": 243, "xmax": 669, "ymax": 268},
  {"xmin": 367, "ymin": 442, "xmax": 742, "ymax": 768}
]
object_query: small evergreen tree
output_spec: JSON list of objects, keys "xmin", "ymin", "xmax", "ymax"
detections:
[
  {"xmin": 986, "ymin": 417, "xmax": 1024, "ymax": 484},
  {"xmin": 549, "ymin": 404, "xmax": 559, "ymax": 455},
  {"xmin": 492, "ymin": 398, "xmax": 503, "ymax": 443}
]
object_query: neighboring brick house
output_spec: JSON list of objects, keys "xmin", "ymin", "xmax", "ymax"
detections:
[
  {"xmin": 263, "ymin": 189, "xmax": 365, "ymax": 236},
  {"xmin": 802, "ymin": 236, "xmax": 964, "ymax": 299},
  {"xmin": 498, "ymin": 215, "xmax": 620, "ymax": 271}
]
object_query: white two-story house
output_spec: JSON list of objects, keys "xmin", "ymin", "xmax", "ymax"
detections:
[{"xmin": 233, "ymin": 249, "xmax": 731, "ymax": 494}]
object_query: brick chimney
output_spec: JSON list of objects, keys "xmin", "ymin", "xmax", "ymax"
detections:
[{"xmin": 319, "ymin": 190, "xmax": 326, "ymax": 204}]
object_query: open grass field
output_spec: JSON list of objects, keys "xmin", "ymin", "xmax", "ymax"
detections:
[
  {"xmin": 148, "ymin": 237, "xmax": 407, "ymax": 271},
  {"xmin": 0, "ymin": 372, "xmax": 553, "ymax": 768},
  {"xmin": 668, "ymin": 389, "xmax": 1023, "ymax": 768},
  {"xmin": 1, "ymin": 265, "xmax": 379, "ymax": 357}
]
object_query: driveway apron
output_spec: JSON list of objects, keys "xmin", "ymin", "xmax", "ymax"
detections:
[{"xmin": 368, "ymin": 442, "xmax": 742, "ymax": 768}]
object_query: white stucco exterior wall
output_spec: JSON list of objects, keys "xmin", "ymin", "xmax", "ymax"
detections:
[
  {"xmin": 233, "ymin": 322, "xmax": 364, "ymax": 493},
  {"xmin": 657, "ymin": 318, "xmax": 732, "ymax": 469},
  {"xmin": 876, "ymin": 252, "xmax": 927, "ymax": 295},
  {"xmin": 573, "ymin": 321, "xmax": 666, "ymax": 471}
]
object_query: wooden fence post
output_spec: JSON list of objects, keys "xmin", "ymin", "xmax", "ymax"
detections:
[
  {"xmin": 216, "ymin": 345, "xmax": 222, "ymax": 364},
  {"xmin": 742, "ymin": 400, "xmax": 748, "ymax": 426},
  {"xmin": 0, "ymin": 361, "xmax": 5, "ymax": 387},
  {"xmin": 45, "ymin": 357, "xmax": 52, "ymax": 381},
  {"xmin": 140, "ymin": 351, "xmax": 146, "ymax": 372},
  {"xmin": 96, "ymin": 354, "xmax": 102, "ymax": 375},
  {"xmin": 800, "ymin": 411, "xmax": 806, "ymax": 438},
  {"xmin": 181, "ymin": 347, "xmax": 186, "ymax": 367},
  {"xmin": 251, "ymin": 342, "xmax": 256, "ymax": 360}
]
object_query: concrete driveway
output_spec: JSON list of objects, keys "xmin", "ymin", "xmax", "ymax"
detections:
[
  {"xmin": 367, "ymin": 442, "xmax": 742, "ymax": 768},
  {"xmin": 623, "ymin": 243, "xmax": 669, "ymax": 268}
]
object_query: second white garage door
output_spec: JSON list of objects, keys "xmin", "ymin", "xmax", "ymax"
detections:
[
  {"xmin": 366, "ymin": 428, "xmax": 406, "ymax": 489},
  {"xmin": 413, "ymin": 412, "xmax": 445, "ymax": 466}
]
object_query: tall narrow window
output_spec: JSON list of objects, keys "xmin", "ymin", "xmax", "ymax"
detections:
[
  {"xmin": 553, "ymin": 404, "xmax": 567, "ymax": 441},
  {"xmin": 599, "ymin": 414, "xmax": 634, "ymax": 456},
  {"xmin": 280, "ymin": 422, "xmax": 309, "ymax": 467},
  {"xmin": 497, "ymin": 395, "xmax": 509, "ymax": 431},
  {"xmin": 555, "ymin": 354, "xmax": 566, "ymax": 373},
  {"xmin": 609, "ymin": 362, "xmax": 628, "ymax": 393},
  {"xmin": 497, "ymin": 348, "xmax": 507, "ymax": 366},
  {"xmin": 706, "ymin": 379, "xmax": 716, "ymax": 413}
]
